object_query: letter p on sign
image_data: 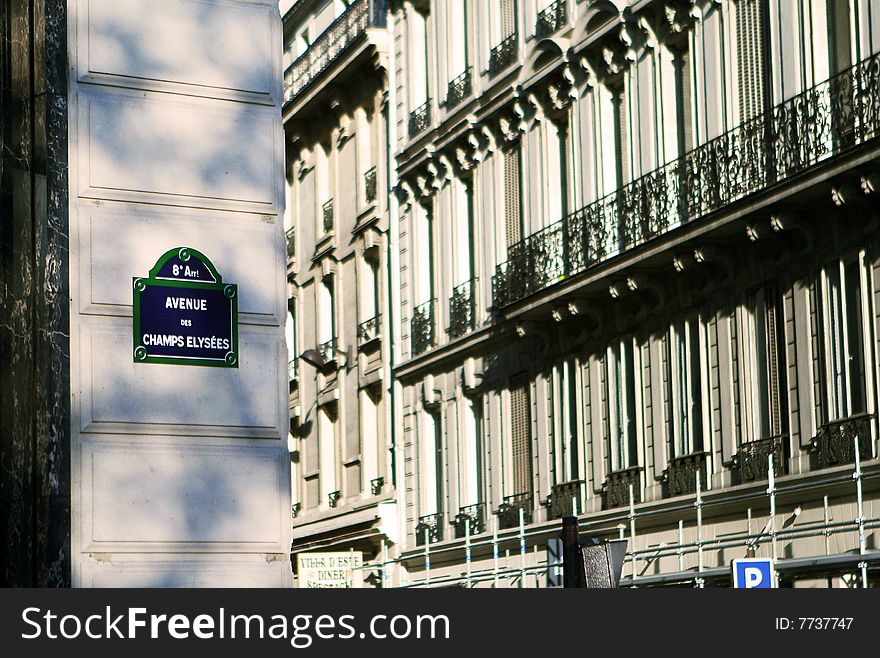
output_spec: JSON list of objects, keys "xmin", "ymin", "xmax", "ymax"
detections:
[{"xmin": 732, "ymin": 558, "xmax": 775, "ymax": 588}]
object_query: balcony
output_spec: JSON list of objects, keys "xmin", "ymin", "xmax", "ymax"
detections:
[
  {"xmin": 736, "ymin": 435, "xmax": 786, "ymax": 482},
  {"xmin": 415, "ymin": 512, "xmax": 443, "ymax": 546},
  {"xmin": 489, "ymin": 32, "xmax": 518, "ymax": 78},
  {"xmin": 665, "ymin": 452, "xmax": 709, "ymax": 497},
  {"xmin": 812, "ymin": 413, "xmax": 874, "ymax": 468},
  {"xmin": 322, "ymin": 199, "xmax": 334, "ymax": 234},
  {"xmin": 357, "ymin": 314, "xmax": 381, "ymax": 345},
  {"xmin": 408, "ymin": 99, "xmax": 432, "ymax": 137},
  {"xmin": 492, "ymin": 52, "xmax": 880, "ymax": 309},
  {"xmin": 318, "ymin": 337, "xmax": 338, "ymax": 368},
  {"xmin": 603, "ymin": 466, "xmax": 642, "ymax": 509},
  {"xmin": 364, "ymin": 166, "xmax": 378, "ymax": 204},
  {"xmin": 410, "ymin": 300, "xmax": 435, "ymax": 356},
  {"xmin": 546, "ymin": 480, "xmax": 583, "ymax": 519},
  {"xmin": 283, "ymin": 0, "xmax": 388, "ymax": 105},
  {"xmin": 445, "ymin": 67, "xmax": 472, "ymax": 111},
  {"xmin": 536, "ymin": 0, "xmax": 566, "ymax": 38},
  {"xmin": 447, "ymin": 278, "xmax": 476, "ymax": 339},
  {"xmin": 285, "ymin": 227, "xmax": 296, "ymax": 260},
  {"xmin": 496, "ymin": 492, "xmax": 532, "ymax": 530},
  {"xmin": 452, "ymin": 503, "xmax": 486, "ymax": 538}
]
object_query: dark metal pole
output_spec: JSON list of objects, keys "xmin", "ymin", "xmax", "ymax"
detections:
[{"xmin": 561, "ymin": 516, "xmax": 580, "ymax": 588}]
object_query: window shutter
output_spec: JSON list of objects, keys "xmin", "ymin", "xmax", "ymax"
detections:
[
  {"xmin": 510, "ymin": 373, "xmax": 533, "ymax": 496},
  {"xmin": 736, "ymin": 0, "xmax": 766, "ymax": 121},
  {"xmin": 500, "ymin": 0, "xmax": 516, "ymax": 39},
  {"xmin": 765, "ymin": 285, "xmax": 783, "ymax": 437},
  {"xmin": 504, "ymin": 147, "xmax": 523, "ymax": 248}
]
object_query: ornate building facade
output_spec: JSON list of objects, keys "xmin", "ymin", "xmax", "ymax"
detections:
[
  {"xmin": 284, "ymin": 0, "xmax": 880, "ymax": 587},
  {"xmin": 282, "ymin": 0, "xmax": 400, "ymax": 581}
]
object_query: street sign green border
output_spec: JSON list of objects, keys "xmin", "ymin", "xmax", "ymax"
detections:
[{"xmin": 132, "ymin": 247, "xmax": 239, "ymax": 368}]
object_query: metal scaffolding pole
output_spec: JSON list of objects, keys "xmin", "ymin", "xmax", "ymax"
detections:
[
  {"xmin": 854, "ymin": 435, "xmax": 868, "ymax": 588},
  {"xmin": 424, "ymin": 528, "xmax": 431, "ymax": 587},
  {"xmin": 695, "ymin": 470, "xmax": 704, "ymax": 588},
  {"xmin": 769, "ymin": 453, "xmax": 778, "ymax": 563},
  {"xmin": 465, "ymin": 518, "xmax": 472, "ymax": 588},
  {"xmin": 492, "ymin": 520, "xmax": 499, "ymax": 588},
  {"xmin": 629, "ymin": 483, "xmax": 637, "ymax": 586},
  {"xmin": 381, "ymin": 539, "xmax": 388, "ymax": 588},
  {"xmin": 519, "ymin": 507, "xmax": 526, "ymax": 588}
]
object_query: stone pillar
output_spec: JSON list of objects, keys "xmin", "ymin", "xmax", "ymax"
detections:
[{"xmin": 64, "ymin": 0, "xmax": 290, "ymax": 586}]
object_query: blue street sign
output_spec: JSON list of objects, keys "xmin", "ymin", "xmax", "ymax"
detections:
[
  {"xmin": 133, "ymin": 247, "xmax": 238, "ymax": 368},
  {"xmin": 732, "ymin": 558, "xmax": 775, "ymax": 588}
]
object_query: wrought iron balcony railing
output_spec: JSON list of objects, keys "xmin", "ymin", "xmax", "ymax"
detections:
[
  {"xmin": 452, "ymin": 503, "xmax": 486, "ymax": 538},
  {"xmin": 812, "ymin": 413, "xmax": 874, "ymax": 468},
  {"xmin": 318, "ymin": 337, "xmax": 338, "ymax": 366},
  {"xmin": 415, "ymin": 512, "xmax": 443, "ymax": 545},
  {"xmin": 489, "ymin": 32, "xmax": 518, "ymax": 78},
  {"xmin": 408, "ymin": 98, "xmax": 432, "ymax": 137},
  {"xmin": 496, "ymin": 492, "xmax": 532, "ymax": 530},
  {"xmin": 285, "ymin": 226, "xmax": 296, "ymax": 260},
  {"xmin": 547, "ymin": 480, "xmax": 583, "ymax": 519},
  {"xmin": 737, "ymin": 435, "xmax": 786, "ymax": 482},
  {"xmin": 665, "ymin": 452, "xmax": 709, "ymax": 497},
  {"xmin": 410, "ymin": 300, "xmax": 435, "ymax": 356},
  {"xmin": 448, "ymin": 278, "xmax": 476, "ymax": 339},
  {"xmin": 536, "ymin": 0, "xmax": 567, "ymax": 38},
  {"xmin": 492, "ymin": 51, "xmax": 880, "ymax": 308},
  {"xmin": 322, "ymin": 199, "xmax": 334, "ymax": 234},
  {"xmin": 283, "ymin": 0, "xmax": 388, "ymax": 104},
  {"xmin": 357, "ymin": 314, "xmax": 381, "ymax": 345},
  {"xmin": 445, "ymin": 67, "xmax": 472, "ymax": 110},
  {"xmin": 364, "ymin": 166, "xmax": 377, "ymax": 203},
  {"xmin": 603, "ymin": 466, "xmax": 642, "ymax": 509}
]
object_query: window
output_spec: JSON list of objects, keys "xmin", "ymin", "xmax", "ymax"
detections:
[
  {"xmin": 821, "ymin": 254, "xmax": 868, "ymax": 422},
  {"xmin": 826, "ymin": 0, "xmax": 853, "ymax": 76},
  {"xmin": 415, "ymin": 203, "xmax": 435, "ymax": 306},
  {"xmin": 286, "ymin": 306, "xmax": 297, "ymax": 380},
  {"xmin": 606, "ymin": 339, "xmax": 638, "ymax": 472},
  {"xmin": 360, "ymin": 256, "xmax": 379, "ymax": 324},
  {"xmin": 420, "ymin": 411, "xmax": 443, "ymax": 516},
  {"xmin": 318, "ymin": 277, "xmax": 335, "ymax": 345},
  {"xmin": 315, "ymin": 141, "xmax": 334, "ymax": 235},
  {"xmin": 509, "ymin": 373, "xmax": 533, "ymax": 496},
  {"xmin": 550, "ymin": 359, "xmax": 580, "ymax": 484},
  {"xmin": 737, "ymin": 284, "xmax": 786, "ymax": 442},
  {"xmin": 356, "ymin": 107, "xmax": 374, "ymax": 206},
  {"xmin": 408, "ymin": 6, "xmax": 430, "ymax": 109},
  {"xmin": 459, "ymin": 397, "xmax": 483, "ymax": 506},
  {"xmin": 303, "ymin": 424, "xmax": 320, "ymax": 510},
  {"xmin": 360, "ymin": 387, "xmax": 381, "ymax": 493},
  {"xmin": 543, "ymin": 116, "xmax": 570, "ymax": 226},
  {"xmin": 453, "ymin": 177, "xmax": 475, "ymax": 286},
  {"xmin": 666, "ymin": 317, "xmax": 704, "ymax": 458},
  {"xmin": 447, "ymin": 1, "xmax": 469, "ymax": 81},
  {"xmin": 318, "ymin": 405, "xmax": 338, "ymax": 506}
]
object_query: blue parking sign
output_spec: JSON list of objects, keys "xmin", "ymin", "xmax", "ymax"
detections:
[{"xmin": 732, "ymin": 558, "xmax": 775, "ymax": 588}]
